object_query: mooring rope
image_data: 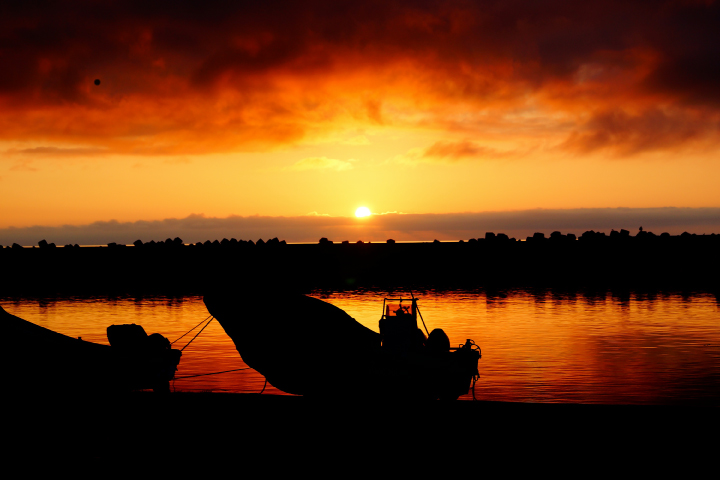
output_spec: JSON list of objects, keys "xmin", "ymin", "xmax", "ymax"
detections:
[
  {"xmin": 171, "ymin": 314, "xmax": 213, "ymax": 345},
  {"xmin": 174, "ymin": 367, "xmax": 251, "ymax": 379},
  {"xmin": 170, "ymin": 314, "xmax": 269, "ymax": 394},
  {"xmin": 180, "ymin": 316, "xmax": 214, "ymax": 351},
  {"xmin": 174, "ymin": 367, "xmax": 269, "ymax": 395}
]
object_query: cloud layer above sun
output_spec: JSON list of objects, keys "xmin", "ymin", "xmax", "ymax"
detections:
[{"xmin": 2, "ymin": 0, "xmax": 720, "ymax": 158}]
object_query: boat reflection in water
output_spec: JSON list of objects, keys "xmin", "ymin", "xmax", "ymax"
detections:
[{"xmin": 204, "ymin": 290, "xmax": 481, "ymax": 400}]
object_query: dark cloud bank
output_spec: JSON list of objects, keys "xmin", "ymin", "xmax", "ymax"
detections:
[
  {"xmin": 2, "ymin": 1, "xmax": 720, "ymax": 155},
  {"xmin": 2, "ymin": 208, "xmax": 719, "ymax": 246}
]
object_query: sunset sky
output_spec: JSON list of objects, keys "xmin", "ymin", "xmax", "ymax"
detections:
[{"xmin": 2, "ymin": 1, "xmax": 720, "ymax": 244}]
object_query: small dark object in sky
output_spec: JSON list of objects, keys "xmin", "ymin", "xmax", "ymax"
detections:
[{"xmin": 94, "ymin": 79, "xmax": 100, "ymax": 86}]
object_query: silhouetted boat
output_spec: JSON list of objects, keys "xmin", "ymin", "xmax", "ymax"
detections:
[
  {"xmin": 0, "ymin": 305, "xmax": 181, "ymax": 393},
  {"xmin": 204, "ymin": 291, "xmax": 481, "ymax": 400}
]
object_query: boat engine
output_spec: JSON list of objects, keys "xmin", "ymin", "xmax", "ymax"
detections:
[{"xmin": 107, "ymin": 324, "xmax": 181, "ymax": 392}]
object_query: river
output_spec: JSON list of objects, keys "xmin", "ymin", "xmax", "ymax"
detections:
[{"xmin": 2, "ymin": 288, "xmax": 719, "ymax": 404}]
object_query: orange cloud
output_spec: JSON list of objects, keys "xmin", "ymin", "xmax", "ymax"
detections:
[
  {"xmin": 6, "ymin": 147, "xmax": 108, "ymax": 157},
  {"xmin": 287, "ymin": 157, "xmax": 354, "ymax": 171},
  {"xmin": 561, "ymin": 107, "xmax": 720, "ymax": 156},
  {"xmin": 1, "ymin": 1, "xmax": 719, "ymax": 158},
  {"xmin": 393, "ymin": 140, "xmax": 522, "ymax": 164}
]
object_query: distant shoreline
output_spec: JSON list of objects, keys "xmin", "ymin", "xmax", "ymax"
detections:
[
  {"xmin": 2, "ymin": 232, "xmax": 719, "ymax": 295},
  {"xmin": 4, "ymin": 228, "xmax": 719, "ymax": 249}
]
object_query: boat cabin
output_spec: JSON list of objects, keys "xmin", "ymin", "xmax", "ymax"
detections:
[
  {"xmin": 379, "ymin": 298, "xmax": 422, "ymax": 352},
  {"xmin": 382, "ymin": 298, "xmax": 417, "ymax": 323}
]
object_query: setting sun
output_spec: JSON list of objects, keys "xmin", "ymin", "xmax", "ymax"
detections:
[{"xmin": 355, "ymin": 207, "xmax": 371, "ymax": 218}]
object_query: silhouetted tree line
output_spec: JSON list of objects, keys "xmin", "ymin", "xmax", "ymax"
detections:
[
  {"xmin": 1, "ymin": 228, "xmax": 718, "ymax": 295},
  {"xmin": 127, "ymin": 237, "xmax": 287, "ymax": 248},
  {"xmin": 2, "ymin": 236, "xmax": 288, "ymax": 250}
]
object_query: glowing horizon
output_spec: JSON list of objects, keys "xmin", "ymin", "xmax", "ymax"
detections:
[{"xmin": 2, "ymin": 208, "xmax": 719, "ymax": 247}]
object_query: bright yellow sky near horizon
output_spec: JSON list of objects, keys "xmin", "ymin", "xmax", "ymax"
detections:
[{"xmin": 3, "ymin": 128, "xmax": 720, "ymax": 229}]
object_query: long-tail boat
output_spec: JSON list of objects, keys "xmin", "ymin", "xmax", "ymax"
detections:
[{"xmin": 204, "ymin": 291, "xmax": 480, "ymax": 400}]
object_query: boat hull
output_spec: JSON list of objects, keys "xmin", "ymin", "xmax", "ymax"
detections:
[
  {"xmin": 204, "ymin": 291, "xmax": 479, "ymax": 399},
  {"xmin": 0, "ymin": 305, "xmax": 181, "ymax": 393}
]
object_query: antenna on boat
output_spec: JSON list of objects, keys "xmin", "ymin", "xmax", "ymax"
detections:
[{"xmin": 409, "ymin": 290, "xmax": 430, "ymax": 336}]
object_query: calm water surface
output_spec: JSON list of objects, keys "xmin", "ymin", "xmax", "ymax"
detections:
[{"xmin": 2, "ymin": 289, "xmax": 720, "ymax": 404}]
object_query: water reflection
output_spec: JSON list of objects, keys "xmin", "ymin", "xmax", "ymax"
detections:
[{"xmin": 2, "ymin": 289, "xmax": 719, "ymax": 404}]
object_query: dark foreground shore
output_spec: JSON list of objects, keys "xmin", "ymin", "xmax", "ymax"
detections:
[{"xmin": 5, "ymin": 391, "xmax": 717, "ymax": 470}]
